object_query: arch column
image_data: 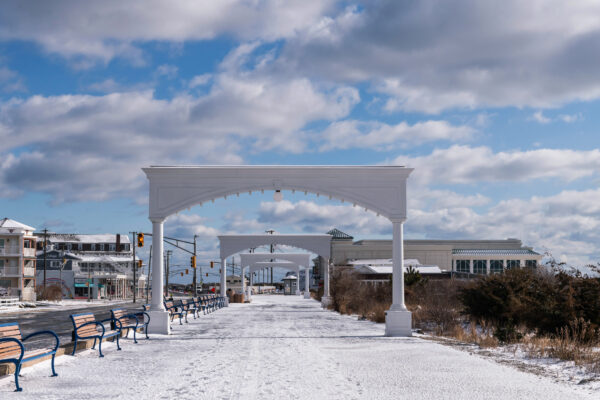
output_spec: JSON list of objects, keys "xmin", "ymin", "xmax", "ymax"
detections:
[
  {"xmin": 247, "ymin": 270, "xmax": 253, "ymax": 300},
  {"xmin": 241, "ymin": 266, "xmax": 246, "ymax": 300},
  {"xmin": 221, "ymin": 258, "xmax": 229, "ymax": 306},
  {"xmin": 304, "ymin": 266, "xmax": 310, "ymax": 299},
  {"xmin": 385, "ymin": 219, "xmax": 411, "ymax": 336},
  {"xmin": 296, "ymin": 272, "xmax": 300, "ymax": 295},
  {"xmin": 321, "ymin": 257, "xmax": 331, "ymax": 307},
  {"xmin": 147, "ymin": 218, "xmax": 170, "ymax": 335}
]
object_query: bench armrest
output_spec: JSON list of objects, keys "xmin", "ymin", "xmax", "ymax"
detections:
[
  {"xmin": 99, "ymin": 317, "xmax": 121, "ymax": 331},
  {"xmin": 22, "ymin": 330, "xmax": 60, "ymax": 352},
  {"xmin": 0, "ymin": 337, "xmax": 24, "ymax": 361},
  {"xmin": 136, "ymin": 311, "xmax": 150, "ymax": 325},
  {"xmin": 74, "ymin": 321, "xmax": 105, "ymax": 338}
]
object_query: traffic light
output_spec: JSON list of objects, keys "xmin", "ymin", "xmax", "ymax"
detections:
[
  {"xmin": 186, "ymin": 269, "xmax": 189, "ymax": 275},
  {"xmin": 210, "ymin": 261, "xmax": 214, "ymax": 268},
  {"xmin": 137, "ymin": 233, "xmax": 144, "ymax": 247},
  {"xmin": 206, "ymin": 273, "xmax": 208, "ymax": 277},
  {"xmin": 180, "ymin": 272, "xmax": 183, "ymax": 277},
  {"xmin": 191, "ymin": 256, "xmax": 196, "ymax": 269},
  {"xmin": 137, "ymin": 260, "xmax": 142, "ymax": 269}
]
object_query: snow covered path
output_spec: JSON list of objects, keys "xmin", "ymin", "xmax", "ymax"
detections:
[{"xmin": 0, "ymin": 295, "xmax": 595, "ymax": 399}]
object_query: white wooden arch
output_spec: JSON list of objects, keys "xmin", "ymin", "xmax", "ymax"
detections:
[
  {"xmin": 219, "ymin": 234, "xmax": 331, "ymax": 260},
  {"xmin": 240, "ymin": 253, "xmax": 312, "ymax": 299},
  {"xmin": 143, "ymin": 165, "xmax": 412, "ymax": 337}
]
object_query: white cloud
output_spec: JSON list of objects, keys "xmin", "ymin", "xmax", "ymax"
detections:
[
  {"xmin": 559, "ymin": 113, "xmax": 582, "ymax": 123},
  {"xmin": 0, "ymin": 46, "xmax": 358, "ymax": 202},
  {"xmin": 531, "ymin": 111, "xmax": 551, "ymax": 124},
  {"xmin": 258, "ymin": 200, "xmax": 391, "ymax": 235},
  {"xmin": 319, "ymin": 119, "xmax": 475, "ymax": 151},
  {"xmin": 156, "ymin": 64, "xmax": 178, "ymax": 80},
  {"xmin": 189, "ymin": 74, "xmax": 212, "ymax": 88},
  {"xmin": 0, "ymin": 0, "xmax": 337, "ymax": 65},
  {"xmin": 406, "ymin": 188, "xmax": 600, "ymax": 266},
  {"xmin": 280, "ymin": 1, "xmax": 600, "ymax": 113},
  {"xmin": 390, "ymin": 145, "xmax": 600, "ymax": 185}
]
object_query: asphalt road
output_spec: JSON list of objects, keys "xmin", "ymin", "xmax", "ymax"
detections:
[{"xmin": 0, "ymin": 302, "xmax": 145, "ymax": 350}]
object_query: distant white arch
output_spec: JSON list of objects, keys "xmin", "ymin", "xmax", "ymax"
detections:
[{"xmin": 143, "ymin": 165, "xmax": 412, "ymax": 337}]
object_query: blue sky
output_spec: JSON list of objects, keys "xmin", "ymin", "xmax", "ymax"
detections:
[{"xmin": 1, "ymin": 1, "xmax": 599, "ymax": 282}]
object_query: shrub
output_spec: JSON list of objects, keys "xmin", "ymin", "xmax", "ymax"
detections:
[
  {"xmin": 459, "ymin": 268, "xmax": 600, "ymax": 341},
  {"xmin": 36, "ymin": 285, "xmax": 63, "ymax": 301}
]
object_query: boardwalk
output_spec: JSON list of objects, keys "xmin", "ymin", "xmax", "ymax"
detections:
[{"xmin": 0, "ymin": 295, "xmax": 594, "ymax": 399}]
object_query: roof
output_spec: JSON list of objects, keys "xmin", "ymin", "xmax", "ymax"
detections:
[
  {"xmin": 327, "ymin": 228, "xmax": 354, "ymax": 240},
  {"xmin": 452, "ymin": 249, "xmax": 540, "ymax": 256},
  {"xmin": 0, "ymin": 218, "xmax": 36, "ymax": 232},
  {"xmin": 64, "ymin": 252, "xmax": 141, "ymax": 262},
  {"xmin": 38, "ymin": 233, "xmax": 131, "ymax": 244},
  {"xmin": 354, "ymin": 264, "xmax": 443, "ymax": 275},
  {"xmin": 347, "ymin": 259, "xmax": 420, "ymax": 266}
]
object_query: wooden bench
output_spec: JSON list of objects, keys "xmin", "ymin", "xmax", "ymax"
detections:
[
  {"xmin": 70, "ymin": 312, "xmax": 121, "ymax": 358},
  {"xmin": 180, "ymin": 299, "xmax": 199, "ymax": 319},
  {"xmin": 200, "ymin": 296, "xmax": 212, "ymax": 314},
  {"xmin": 192, "ymin": 297, "xmax": 207, "ymax": 315},
  {"xmin": 164, "ymin": 300, "xmax": 186, "ymax": 324},
  {"xmin": 0, "ymin": 322, "xmax": 59, "ymax": 392},
  {"xmin": 111, "ymin": 308, "xmax": 150, "ymax": 343}
]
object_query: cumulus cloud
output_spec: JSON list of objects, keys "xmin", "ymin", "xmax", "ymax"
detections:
[
  {"xmin": 390, "ymin": 145, "xmax": 600, "ymax": 185},
  {"xmin": 0, "ymin": 0, "xmax": 337, "ymax": 64},
  {"xmin": 407, "ymin": 189, "xmax": 600, "ymax": 265},
  {"xmin": 280, "ymin": 0, "xmax": 600, "ymax": 113},
  {"xmin": 258, "ymin": 200, "xmax": 391, "ymax": 235},
  {"xmin": 319, "ymin": 119, "xmax": 475, "ymax": 151}
]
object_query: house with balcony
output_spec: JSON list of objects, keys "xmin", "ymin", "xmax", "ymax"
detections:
[
  {"xmin": 35, "ymin": 233, "xmax": 145, "ymax": 299},
  {"xmin": 0, "ymin": 218, "xmax": 37, "ymax": 301}
]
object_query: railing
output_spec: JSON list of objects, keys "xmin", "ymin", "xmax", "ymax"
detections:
[
  {"xmin": 0, "ymin": 267, "xmax": 20, "ymax": 276},
  {"xmin": 23, "ymin": 266, "xmax": 35, "ymax": 276},
  {"xmin": 0, "ymin": 246, "xmax": 20, "ymax": 255},
  {"xmin": 23, "ymin": 248, "xmax": 36, "ymax": 257}
]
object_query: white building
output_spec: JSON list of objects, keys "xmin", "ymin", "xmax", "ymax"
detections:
[
  {"xmin": 316, "ymin": 229, "xmax": 543, "ymax": 279},
  {"xmin": 0, "ymin": 218, "xmax": 37, "ymax": 301},
  {"xmin": 36, "ymin": 233, "xmax": 146, "ymax": 299}
]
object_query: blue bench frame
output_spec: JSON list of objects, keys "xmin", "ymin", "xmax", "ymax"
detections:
[
  {"xmin": 164, "ymin": 300, "xmax": 186, "ymax": 325},
  {"xmin": 70, "ymin": 313, "xmax": 122, "ymax": 358},
  {"xmin": 110, "ymin": 308, "xmax": 150, "ymax": 344},
  {"xmin": 180, "ymin": 299, "xmax": 199, "ymax": 319},
  {"xmin": 0, "ymin": 322, "xmax": 59, "ymax": 392}
]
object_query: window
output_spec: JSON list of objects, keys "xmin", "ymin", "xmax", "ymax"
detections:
[
  {"xmin": 456, "ymin": 260, "xmax": 470, "ymax": 272},
  {"xmin": 0, "ymin": 239, "xmax": 4, "ymax": 247},
  {"xmin": 490, "ymin": 260, "xmax": 503, "ymax": 274},
  {"xmin": 51, "ymin": 260, "xmax": 60, "ymax": 268},
  {"xmin": 526, "ymin": 260, "xmax": 537, "ymax": 268},
  {"xmin": 109, "ymin": 244, "xmax": 116, "ymax": 251},
  {"xmin": 91, "ymin": 244, "xmax": 96, "ymax": 251},
  {"xmin": 473, "ymin": 260, "xmax": 486, "ymax": 274},
  {"xmin": 506, "ymin": 260, "xmax": 520, "ymax": 270}
]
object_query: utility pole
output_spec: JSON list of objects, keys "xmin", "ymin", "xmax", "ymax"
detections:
[
  {"xmin": 42, "ymin": 228, "xmax": 48, "ymax": 289},
  {"xmin": 131, "ymin": 231, "xmax": 137, "ymax": 303},
  {"xmin": 87, "ymin": 258, "xmax": 92, "ymax": 302},
  {"xmin": 266, "ymin": 229, "xmax": 275, "ymax": 285},
  {"xmin": 193, "ymin": 235, "xmax": 197, "ymax": 296}
]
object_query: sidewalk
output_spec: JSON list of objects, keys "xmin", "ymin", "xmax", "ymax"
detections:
[{"xmin": 0, "ymin": 295, "xmax": 595, "ymax": 399}]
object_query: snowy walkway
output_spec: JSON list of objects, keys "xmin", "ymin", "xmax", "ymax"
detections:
[{"xmin": 0, "ymin": 295, "xmax": 595, "ymax": 399}]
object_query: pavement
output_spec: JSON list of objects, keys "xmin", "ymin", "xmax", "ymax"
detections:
[{"xmin": 0, "ymin": 295, "xmax": 596, "ymax": 399}]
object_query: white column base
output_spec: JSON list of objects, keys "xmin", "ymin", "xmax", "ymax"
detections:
[
  {"xmin": 385, "ymin": 310, "xmax": 412, "ymax": 337},
  {"xmin": 224, "ymin": 297, "xmax": 229, "ymax": 307},
  {"xmin": 304, "ymin": 292, "xmax": 311, "ymax": 299},
  {"xmin": 321, "ymin": 296, "xmax": 332, "ymax": 308},
  {"xmin": 147, "ymin": 311, "xmax": 171, "ymax": 335}
]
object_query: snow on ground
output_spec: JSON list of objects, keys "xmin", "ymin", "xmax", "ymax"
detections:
[
  {"xmin": 0, "ymin": 299, "xmax": 132, "ymax": 314},
  {"xmin": 0, "ymin": 295, "xmax": 596, "ymax": 399}
]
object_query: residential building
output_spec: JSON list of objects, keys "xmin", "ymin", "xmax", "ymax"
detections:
[
  {"xmin": 35, "ymin": 233, "xmax": 145, "ymax": 299},
  {"xmin": 0, "ymin": 218, "xmax": 37, "ymax": 301}
]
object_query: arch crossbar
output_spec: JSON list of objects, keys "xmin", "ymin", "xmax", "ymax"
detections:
[
  {"xmin": 219, "ymin": 234, "xmax": 331, "ymax": 260},
  {"xmin": 143, "ymin": 165, "xmax": 413, "ymax": 337}
]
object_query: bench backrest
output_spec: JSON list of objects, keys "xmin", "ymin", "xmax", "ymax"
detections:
[
  {"xmin": 165, "ymin": 301, "xmax": 175, "ymax": 310},
  {"xmin": 142, "ymin": 304, "xmax": 150, "ymax": 311},
  {"xmin": 0, "ymin": 322, "xmax": 22, "ymax": 359},
  {"xmin": 71, "ymin": 313, "xmax": 98, "ymax": 337}
]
